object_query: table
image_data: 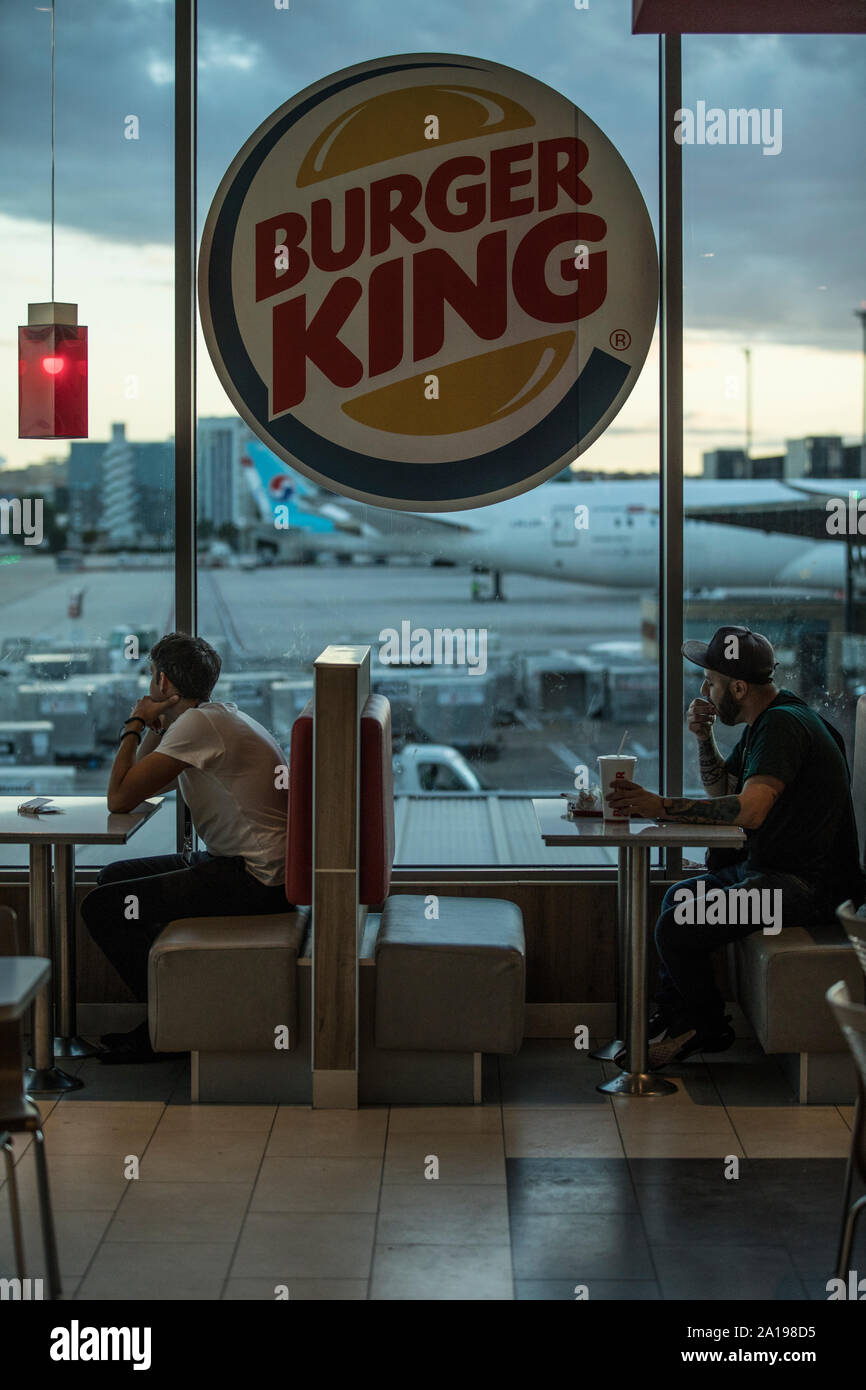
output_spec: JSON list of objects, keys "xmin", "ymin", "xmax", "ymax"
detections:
[
  {"xmin": 532, "ymin": 801, "xmax": 746, "ymax": 1097},
  {"xmin": 0, "ymin": 796, "xmax": 163, "ymax": 1093}
]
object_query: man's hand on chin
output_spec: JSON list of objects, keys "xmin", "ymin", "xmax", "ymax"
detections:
[{"xmin": 129, "ymin": 694, "xmax": 179, "ymax": 732}]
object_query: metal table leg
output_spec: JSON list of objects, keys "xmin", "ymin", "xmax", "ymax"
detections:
[
  {"xmin": 597, "ymin": 843, "xmax": 677, "ymax": 1097},
  {"xmin": 24, "ymin": 844, "xmax": 82, "ymax": 1094},
  {"xmin": 591, "ymin": 851, "xmax": 631, "ymax": 1060},
  {"xmin": 52, "ymin": 843, "xmax": 100, "ymax": 1058}
]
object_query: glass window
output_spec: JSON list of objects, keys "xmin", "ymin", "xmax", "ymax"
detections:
[
  {"xmin": 0, "ymin": 1, "xmax": 176, "ymax": 866},
  {"xmin": 680, "ymin": 32, "xmax": 865, "ymax": 803}
]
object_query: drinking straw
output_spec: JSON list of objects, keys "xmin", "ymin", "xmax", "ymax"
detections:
[{"xmin": 617, "ymin": 729, "xmax": 629, "ymax": 755}]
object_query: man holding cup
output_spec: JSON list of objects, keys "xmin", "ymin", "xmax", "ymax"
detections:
[{"xmin": 605, "ymin": 626, "xmax": 864, "ymax": 1069}]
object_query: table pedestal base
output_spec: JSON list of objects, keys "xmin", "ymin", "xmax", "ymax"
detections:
[
  {"xmin": 597, "ymin": 1069, "xmax": 678, "ymax": 1098},
  {"xmin": 53, "ymin": 1035, "xmax": 101, "ymax": 1058},
  {"xmin": 25, "ymin": 1065, "xmax": 83, "ymax": 1093}
]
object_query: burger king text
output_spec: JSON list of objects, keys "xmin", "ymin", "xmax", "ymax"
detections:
[{"xmin": 254, "ymin": 137, "xmax": 607, "ymax": 413}]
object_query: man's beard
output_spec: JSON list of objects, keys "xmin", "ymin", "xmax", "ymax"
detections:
[{"xmin": 715, "ymin": 684, "xmax": 743, "ymax": 725}]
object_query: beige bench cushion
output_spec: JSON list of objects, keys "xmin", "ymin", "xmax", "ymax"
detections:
[
  {"xmin": 149, "ymin": 910, "xmax": 309, "ymax": 1052},
  {"xmin": 734, "ymin": 922, "xmax": 865, "ymax": 1054},
  {"xmin": 374, "ymin": 895, "xmax": 525, "ymax": 1054}
]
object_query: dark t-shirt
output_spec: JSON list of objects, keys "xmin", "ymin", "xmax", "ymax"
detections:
[{"xmin": 724, "ymin": 688, "xmax": 864, "ymax": 903}]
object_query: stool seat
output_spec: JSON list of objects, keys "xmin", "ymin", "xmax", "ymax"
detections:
[
  {"xmin": 374, "ymin": 895, "xmax": 525, "ymax": 1055},
  {"xmin": 149, "ymin": 909, "xmax": 309, "ymax": 1052}
]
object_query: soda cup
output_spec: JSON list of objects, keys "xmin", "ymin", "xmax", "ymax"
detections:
[{"xmin": 597, "ymin": 755, "xmax": 638, "ymax": 821}]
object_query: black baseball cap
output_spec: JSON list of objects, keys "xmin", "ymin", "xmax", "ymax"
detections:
[{"xmin": 682, "ymin": 626, "xmax": 777, "ymax": 683}]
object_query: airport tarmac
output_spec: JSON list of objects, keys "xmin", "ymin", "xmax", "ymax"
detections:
[{"xmin": 0, "ymin": 554, "xmax": 660, "ymax": 800}]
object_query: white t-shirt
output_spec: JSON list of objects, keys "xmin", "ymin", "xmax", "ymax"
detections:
[{"xmin": 157, "ymin": 702, "xmax": 288, "ymax": 886}]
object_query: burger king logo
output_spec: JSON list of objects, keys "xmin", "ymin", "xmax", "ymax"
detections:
[{"xmin": 199, "ymin": 53, "xmax": 658, "ymax": 511}]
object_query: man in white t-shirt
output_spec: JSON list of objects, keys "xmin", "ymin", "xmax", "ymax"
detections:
[{"xmin": 82, "ymin": 632, "xmax": 292, "ymax": 1063}]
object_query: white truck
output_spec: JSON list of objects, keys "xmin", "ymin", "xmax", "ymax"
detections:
[{"xmin": 392, "ymin": 743, "xmax": 482, "ymax": 793}]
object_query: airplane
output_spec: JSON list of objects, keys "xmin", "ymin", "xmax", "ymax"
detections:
[{"xmin": 240, "ymin": 445, "xmax": 856, "ymax": 593}]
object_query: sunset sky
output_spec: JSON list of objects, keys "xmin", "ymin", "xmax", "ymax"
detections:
[{"xmin": 1, "ymin": 0, "xmax": 863, "ymax": 479}]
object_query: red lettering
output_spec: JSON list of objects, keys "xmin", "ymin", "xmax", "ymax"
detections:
[
  {"xmin": 537, "ymin": 138, "xmax": 591, "ymax": 211},
  {"xmin": 424, "ymin": 157, "xmax": 486, "ymax": 233},
  {"xmin": 310, "ymin": 189, "xmax": 365, "ymax": 272},
  {"xmin": 256, "ymin": 213, "xmax": 309, "ymax": 301},
  {"xmin": 368, "ymin": 258, "xmax": 403, "ymax": 378},
  {"xmin": 490, "ymin": 143, "xmax": 534, "ymax": 221},
  {"xmin": 512, "ymin": 213, "xmax": 607, "ymax": 323},
  {"xmin": 272, "ymin": 280, "xmax": 363, "ymax": 412},
  {"xmin": 369, "ymin": 174, "xmax": 425, "ymax": 256},
  {"xmin": 413, "ymin": 232, "xmax": 508, "ymax": 362}
]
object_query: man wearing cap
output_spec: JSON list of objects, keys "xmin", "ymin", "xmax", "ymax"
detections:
[{"xmin": 607, "ymin": 625, "xmax": 864, "ymax": 1069}]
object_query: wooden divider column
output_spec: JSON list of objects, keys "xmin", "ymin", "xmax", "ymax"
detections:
[{"xmin": 311, "ymin": 645, "xmax": 370, "ymax": 1108}]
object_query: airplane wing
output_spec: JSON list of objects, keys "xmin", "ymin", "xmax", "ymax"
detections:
[{"xmin": 681, "ymin": 481, "xmax": 861, "ymax": 541}]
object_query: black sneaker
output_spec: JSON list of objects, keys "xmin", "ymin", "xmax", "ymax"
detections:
[
  {"xmin": 649, "ymin": 1020, "xmax": 736, "ymax": 1069},
  {"xmin": 99, "ymin": 1021, "xmax": 150, "ymax": 1049}
]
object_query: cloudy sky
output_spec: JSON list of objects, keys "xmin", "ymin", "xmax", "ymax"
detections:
[{"xmin": 1, "ymin": 0, "xmax": 864, "ymax": 476}]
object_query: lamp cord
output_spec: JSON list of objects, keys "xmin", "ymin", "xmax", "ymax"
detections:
[{"xmin": 50, "ymin": 0, "xmax": 55, "ymax": 303}]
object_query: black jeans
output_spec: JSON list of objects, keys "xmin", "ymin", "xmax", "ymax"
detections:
[
  {"xmin": 81, "ymin": 851, "xmax": 292, "ymax": 1002},
  {"xmin": 654, "ymin": 862, "xmax": 824, "ymax": 1036}
]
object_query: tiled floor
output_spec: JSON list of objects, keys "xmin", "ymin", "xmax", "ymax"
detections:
[{"xmin": 0, "ymin": 1039, "xmax": 861, "ymax": 1300}]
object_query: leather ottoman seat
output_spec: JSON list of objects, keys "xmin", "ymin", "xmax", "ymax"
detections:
[{"xmin": 374, "ymin": 895, "xmax": 525, "ymax": 1055}]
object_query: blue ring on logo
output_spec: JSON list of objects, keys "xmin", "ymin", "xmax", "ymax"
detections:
[{"xmin": 207, "ymin": 60, "xmax": 631, "ymax": 504}]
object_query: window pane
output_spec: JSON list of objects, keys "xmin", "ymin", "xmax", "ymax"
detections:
[
  {"xmin": 0, "ymin": 1, "xmax": 176, "ymax": 866},
  {"xmin": 195, "ymin": 0, "xmax": 661, "ymax": 868}
]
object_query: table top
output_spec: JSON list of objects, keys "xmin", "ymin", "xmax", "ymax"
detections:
[
  {"xmin": 0, "ymin": 957, "xmax": 51, "ymax": 1018},
  {"xmin": 0, "ymin": 795, "xmax": 164, "ymax": 845},
  {"xmin": 532, "ymin": 798, "xmax": 747, "ymax": 848}
]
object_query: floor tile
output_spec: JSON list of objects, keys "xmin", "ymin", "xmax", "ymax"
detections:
[
  {"xmin": 387, "ymin": 1105, "xmax": 502, "ymax": 1134},
  {"xmin": 6, "ymin": 1150, "xmax": 131, "ymax": 1211},
  {"xmin": 77, "ymin": 1241, "xmax": 233, "ymax": 1299},
  {"xmin": 705, "ymin": 1058, "xmax": 797, "ymax": 1108},
  {"xmin": 41, "ymin": 1102, "xmax": 165, "ymax": 1156},
  {"xmin": 502, "ymin": 1106, "xmax": 625, "ymax": 1159},
  {"xmin": 384, "ymin": 1133, "xmax": 505, "ymax": 1184},
  {"xmin": 231, "ymin": 1213, "xmax": 375, "ymax": 1279},
  {"xmin": 104, "ymin": 1180, "xmax": 251, "ymax": 1242},
  {"xmin": 620, "ymin": 1131, "xmax": 745, "ymax": 1159},
  {"xmin": 376, "ymin": 1183, "xmax": 509, "ymax": 1244},
  {"xmin": 370, "ymin": 1243, "xmax": 512, "ymax": 1299},
  {"xmin": 0, "ymin": 1206, "xmax": 112, "ymax": 1280},
  {"xmin": 222, "ymin": 1278, "xmax": 368, "ymax": 1300},
  {"xmin": 636, "ymin": 1180, "xmax": 789, "ymax": 1246},
  {"xmin": 510, "ymin": 1211, "xmax": 653, "ymax": 1280},
  {"xmin": 58, "ymin": 1057, "xmax": 186, "ymax": 1103},
  {"xmin": 515, "ymin": 1279, "xmax": 661, "ymax": 1300},
  {"xmin": 154, "ymin": 1105, "xmax": 277, "ymax": 1136},
  {"xmin": 250, "ymin": 1157, "xmax": 382, "ymax": 1213},
  {"xmin": 138, "ymin": 1132, "xmax": 268, "ymax": 1183},
  {"xmin": 499, "ymin": 1040, "xmax": 609, "ymax": 1107},
  {"xmin": 651, "ymin": 1243, "xmax": 807, "ymax": 1300},
  {"xmin": 506, "ymin": 1158, "xmax": 638, "ymax": 1214},
  {"xmin": 267, "ymin": 1107, "xmax": 388, "ymax": 1157},
  {"xmin": 726, "ymin": 1107, "xmax": 853, "ymax": 1158}
]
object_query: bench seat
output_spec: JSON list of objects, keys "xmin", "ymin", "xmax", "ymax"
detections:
[{"xmin": 374, "ymin": 896, "xmax": 525, "ymax": 1055}]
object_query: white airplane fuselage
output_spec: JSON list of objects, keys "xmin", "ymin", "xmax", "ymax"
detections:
[{"xmin": 412, "ymin": 479, "xmax": 847, "ymax": 590}]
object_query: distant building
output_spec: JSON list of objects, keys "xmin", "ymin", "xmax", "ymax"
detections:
[
  {"xmin": 67, "ymin": 423, "xmax": 172, "ymax": 546},
  {"xmin": 198, "ymin": 417, "xmax": 258, "ymax": 530},
  {"xmin": 784, "ymin": 436, "xmax": 844, "ymax": 479},
  {"xmin": 701, "ymin": 449, "xmax": 749, "ymax": 479}
]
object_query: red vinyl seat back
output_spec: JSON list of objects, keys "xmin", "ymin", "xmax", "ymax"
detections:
[{"xmin": 284, "ymin": 693, "xmax": 395, "ymax": 907}]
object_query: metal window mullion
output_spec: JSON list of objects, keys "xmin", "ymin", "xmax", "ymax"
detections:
[
  {"xmin": 174, "ymin": 0, "xmax": 197, "ymax": 855},
  {"xmin": 660, "ymin": 34, "xmax": 684, "ymax": 879}
]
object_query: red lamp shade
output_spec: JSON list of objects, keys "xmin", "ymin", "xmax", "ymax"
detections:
[{"xmin": 18, "ymin": 302, "xmax": 88, "ymax": 439}]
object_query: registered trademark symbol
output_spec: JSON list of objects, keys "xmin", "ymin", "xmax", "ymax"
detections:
[{"xmin": 609, "ymin": 330, "xmax": 631, "ymax": 350}]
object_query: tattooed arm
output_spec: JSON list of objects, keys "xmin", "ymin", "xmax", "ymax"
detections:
[
  {"xmin": 696, "ymin": 731, "xmax": 737, "ymax": 797},
  {"xmin": 661, "ymin": 775, "xmax": 785, "ymax": 830}
]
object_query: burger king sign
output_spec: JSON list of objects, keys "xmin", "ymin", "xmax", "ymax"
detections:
[{"xmin": 199, "ymin": 54, "xmax": 658, "ymax": 511}]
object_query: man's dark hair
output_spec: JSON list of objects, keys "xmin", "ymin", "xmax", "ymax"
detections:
[{"xmin": 149, "ymin": 633, "xmax": 221, "ymax": 702}]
